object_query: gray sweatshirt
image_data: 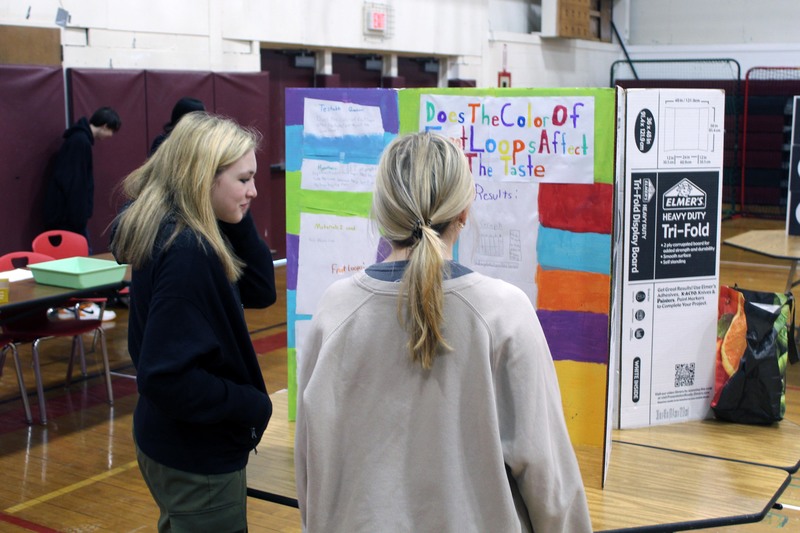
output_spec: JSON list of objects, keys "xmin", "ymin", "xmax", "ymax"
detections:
[{"xmin": 295, "ymin": 269, "xmax": 592, "ymax": 533}]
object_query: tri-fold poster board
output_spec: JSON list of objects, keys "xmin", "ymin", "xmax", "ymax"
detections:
[
  {"xmin": 787, "ymin": 96, "xmax": 800, "ymax": 235},
  {"xmin": 284, "ymin": 86, "xmax": 725, "ymax": 488},
  {"xmin": 617, "ymin": 89, "xmax": 725, "ymax": 429}
]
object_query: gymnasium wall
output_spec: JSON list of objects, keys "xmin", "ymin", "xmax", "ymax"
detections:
[
  {"xmin": 0, "ymin": 66, "xmax": 281, "ymax": 257},
  {"xmin": 0, "ymin": 65, "xmax": 65, "ymax": 254}
]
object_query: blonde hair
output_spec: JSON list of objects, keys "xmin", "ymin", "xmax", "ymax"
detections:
[
  {"xmin": 111, "ymin": 112, "xmax": 260, "ymax": 281},
  {"xmin": 372, "ymin": 132, "xmax": 475, "ymax": 369}
]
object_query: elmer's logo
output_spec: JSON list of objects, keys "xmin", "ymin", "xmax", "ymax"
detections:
[{"xmin": 662, "ymin": 178, "xmax": 706, "ymax": 210}]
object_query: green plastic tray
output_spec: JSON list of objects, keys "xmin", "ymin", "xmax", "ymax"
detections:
[{"xmin": 29, "ymin": 257, "xmax": 127, "ymax": 289}]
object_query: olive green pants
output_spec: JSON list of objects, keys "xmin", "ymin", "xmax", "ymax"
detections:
[{"xmin": 136, "ymin": 443, "xmax": 248, "ymax": 533}]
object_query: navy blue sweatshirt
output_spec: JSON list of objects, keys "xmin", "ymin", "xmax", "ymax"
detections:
[
  {"xmin": 43, "ymin": 117, "xmax": 95, "ymax": 234},
  {"xmin": 128, "ymin": 211, "xmax": 276, "ymax": 474}
]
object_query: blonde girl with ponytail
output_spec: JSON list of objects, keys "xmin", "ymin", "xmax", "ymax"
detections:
[
  {"xmin": 295, "ymin": 131, "xmax": 591, "ymax": 533},
  {"xmin": 371, "ymin": 132, "xmax": 474, "ymax": 369}
]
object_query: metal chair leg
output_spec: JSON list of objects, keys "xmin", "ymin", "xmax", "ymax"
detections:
[
  {"xmin": 3, "ymin": 344, "xmax": 32, "ymax": 424},
  {"xmin": 78, "ymin": 335, "xmax": 87, "ymax": 376},
  {"xmin": 64, "ymin": 334, "xmax": 88, "ymax": 386},
  {"xmin": 66, "ymin": 336, "xmax": 76, "ymax": 385},
  {"xmin": 91, "ymin": 329, "xmax": 100, "ymax": 352},
  {"xmin": 31, "ymin": 339, "xmax": 48, "ymax": 425},
  {"xmin": 96, "ymin": 329, "xmax": 114, "ymax": 405}
]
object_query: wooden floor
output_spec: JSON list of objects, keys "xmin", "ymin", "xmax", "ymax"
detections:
[{"xmin": 0, "ymin": 216, "xmax": 799, "ymax": 532}]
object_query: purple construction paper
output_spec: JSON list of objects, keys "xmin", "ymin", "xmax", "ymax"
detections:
[
  {"xmin": 286, "ymin": 233, "xmax": 299, "ymax": 290},
  {"xmin": 537, "ymin": 309, "xmax": 609, "ymax": 364}
]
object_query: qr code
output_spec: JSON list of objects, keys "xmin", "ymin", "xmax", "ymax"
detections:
[{"xmin": 674, "ymin": 363, "xmax": 695, "ymax": 387}]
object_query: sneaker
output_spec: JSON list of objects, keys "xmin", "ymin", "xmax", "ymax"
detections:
[{"xmin": 56, "ymin": 302, "xmax": 116, "ymax": 322}]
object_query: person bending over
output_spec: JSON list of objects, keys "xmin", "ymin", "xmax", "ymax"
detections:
[{"xmin": 44, "ymin": 106, "xmax": 121, "ymax": 237}]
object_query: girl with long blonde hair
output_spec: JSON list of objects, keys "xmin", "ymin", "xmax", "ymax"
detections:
[
  {"xmin": 295, "ymin": 132, "xmax": 591, "ymax": 532},
  {"xmin": 113, "ymin": 112, "xmax": 276, "ymax": 533}
]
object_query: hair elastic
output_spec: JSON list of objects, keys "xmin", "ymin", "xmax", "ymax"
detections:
[{"xmin": 411, "ymin": 219, "xmax": 432, "ymax": 240}]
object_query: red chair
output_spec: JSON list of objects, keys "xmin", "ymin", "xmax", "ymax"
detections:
[
  {"xmin": 32, "ymin": 230, "xmax": 89, "ymax": 259},
  {"xmin": 0, "ymin": 334, "xmax": 34, "ymax": 424},
  {"xmin": 1, "ymin": 250, "xmax": 113, "ymax": 424},
  {"xmin": 2, "ymin": 302, "xmax": 114, "ymax": 424},
  {"xmin": 0, "ymin": 251, "xmax": 55, "ymax": 270},
  {"xmin": 32, "ymin": 230, "xmax": 118, "ymax": 322}
]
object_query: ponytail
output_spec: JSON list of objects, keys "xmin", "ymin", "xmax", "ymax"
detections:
[
  {"xmin": 372, "ymin": 133, "xmax": 474, "ymax": 369},
  {"xmin": 402, "ymin": 221, "xmax": 450, "ymax": 369}
]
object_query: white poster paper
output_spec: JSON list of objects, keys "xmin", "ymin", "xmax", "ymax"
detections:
[
  {"xmin": 296, "ymin": 213, "xmax": 381, "ymax": 315},
  {"xmin": 419, "ymin": 94, "xmax": 595, "ymax": 184},
  {"xmin": 303, "ymin": 97, "xmax": 384, "ymax": 139},
  {"xmin": 300, "ymin": 159, "xmax": 377, "ymax": 193},
  {"xmin": 459, "ymin": 180, "xmax": 540, "ymax": 303}
]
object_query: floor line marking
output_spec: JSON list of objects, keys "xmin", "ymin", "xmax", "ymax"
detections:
[
  {"xmin": 0, "ymin": 510, "xmax": 61, "ymax": 533},
  {"xmin": 4, "ymin": 460, "xmax": 139, "ymax": 514},
  {"xmin": 719, "ymin": 260, "xmax": 791, "ymax": 271}
]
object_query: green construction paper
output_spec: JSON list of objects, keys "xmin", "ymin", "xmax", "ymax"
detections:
[
  {"xmin": 286, "ymin": 170, "xmax": 302, "ymax": 235},
  {"xmin": 286, "ymin": 173, "xmax": 374, "ymax": 236},
  {"xmin": 299, "ymin": 189, "xmax": 373, "ymax": 218}
]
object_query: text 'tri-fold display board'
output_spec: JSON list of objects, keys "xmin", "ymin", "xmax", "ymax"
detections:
[
  {"xmin": 285, "ymin": 87, "xmax": 616, "ymax": 488},
  {"xmin": 617, "ymin": 89, "xmax": 725, "ymax": 429}
]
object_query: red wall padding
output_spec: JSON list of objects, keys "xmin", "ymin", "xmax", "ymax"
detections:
[
  {"xmin": 2, "ymin": 67, "xmax": 279, "ymax": 257},
  {"xmin": 68, "ymin": 68, "xmax": 148, "ymax": 253},
  {"xmin": 0, "ymin": 65, "xmax": 66, "ymax": 254},
  {"xmin": 213, "ymin": 72, "xmax": 280, "ymax": 255},
  {"xmin": 144, "ymin": 70, "xmax": 215, "ymax": 150},
  {"xmin": 67, "ymin": 69, "xmax": 278, "ymax": 255}
]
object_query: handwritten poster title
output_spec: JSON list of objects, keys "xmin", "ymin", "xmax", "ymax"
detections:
[{"xmin": 420, "ymin": 95, "xmax": 595, "ymax": 183}]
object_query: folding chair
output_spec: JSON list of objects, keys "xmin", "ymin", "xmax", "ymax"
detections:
[
  {"xmin": 32, "ymin": 230, "xmax": 89, "ymax": 259},
  {"xmin": 32, "ymin": 231, "xmax": 118, "ymax": 322},
  {"xmin": 0, "ymin": 251, "xmax": 55, "ymax": 270},
  {"xmin": 1, "ymin": 250, "xmax": 113, "ymax": 424},
  {"xmin": 2, "ymin": 302, "xmax": 114, "ymax": 424}
]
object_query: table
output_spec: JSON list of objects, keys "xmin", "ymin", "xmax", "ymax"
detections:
[
  {"xmin": 585, "ymin": 442, "xmax": 789, "ymax": 532},
  {"xmin": 614, "ymin": 418, "xmax": 800, "ymax": 473},
  {"xmin": 247, "ymin": 391, "xmax": 297, "ymax": 507},
  {"xmin": 248, "ymin": 391, "xmax": 792, "ymax": 532},
  {"xmin": 0, "ymin": 278, "xmax": 124, "ymax": 316},
  {"xmin": 723, "ymin": 229, "xmax": 800, "ymax": 292},
  {"xmin": 0, "ymin": 256, "xmax": 128, "ymax": 423},
  {"xmin": 0, "ymin": 253, "xmax": 129, "ymax": 326}
]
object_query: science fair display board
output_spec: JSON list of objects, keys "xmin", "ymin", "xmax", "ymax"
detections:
[
  {"xmin": 285, "ymin": 87, "xmax": 617, "ymax": 487},
  {"xmin": 617, "ymin": 89, "xmax": 726, "ymax": 429},
  {"xmin": 787, "ymin": 96, "xmax": 800, "ymax": 235}
]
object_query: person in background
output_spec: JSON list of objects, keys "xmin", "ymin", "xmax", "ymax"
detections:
[
  {"xmin": 111, "ymin": 112, "xmax": 276, "ymax": 532},
  {"xmin": 149, "ymin": 96, "xmax": 205, "ymax": 155},
  {"xmin": 295, "ymin": 132, "xmax": 592, "ymax": 533},
  {"xmin": 44, "ymin": 106, "xmax": 121, "ymax": 238}
]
